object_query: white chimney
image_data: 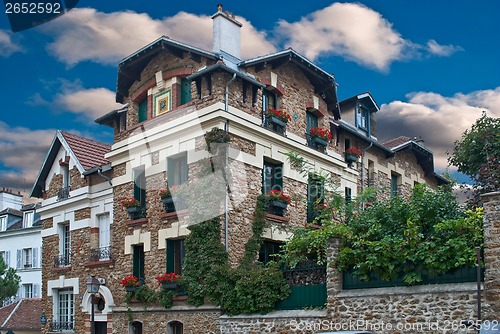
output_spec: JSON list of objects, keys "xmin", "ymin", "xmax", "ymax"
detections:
[{"xmin": 212, "ymin": 4, "xmax": 242, "ymax": 60}]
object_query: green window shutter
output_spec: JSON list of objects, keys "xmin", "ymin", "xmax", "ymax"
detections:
[
  {"xmin": 306, "ymin": 111, "xmax": 318, "ymax": 133},
  {"xmin": 138, "ymin": 99, "xmax": 148, "ymax": 123},
  {"xmin": 181, "ymin": 79, "xmax": 192, "ymax": 105},
  {"xmin": 166, "ymin": 240, "xmax": 174, "ymax": 273},
  {"xmin": 134, "ymin": 168, "xmax": 146, "ymax": 207},
  {"xmin": 133, "ymin": 245, "xmax": 144, "ymax": 281}
]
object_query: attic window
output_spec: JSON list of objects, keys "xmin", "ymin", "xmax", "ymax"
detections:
[
  {"xmin": 0, "ymin": 216, "xmax": 6, "ymax": 231},
  {"xmin": 357, "ymin": 105, "xmax": 369, "ymax": 131}
]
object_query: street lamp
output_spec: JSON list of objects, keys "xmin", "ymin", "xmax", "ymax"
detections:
[{"xmin": 86, "ymin": 276, "xmax": 101, "ymax": 334}]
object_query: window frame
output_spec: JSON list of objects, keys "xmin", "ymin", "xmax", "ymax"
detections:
[
  {"xmin": 23, "ymin": 210, "xmax": 34, "ymax": 228},
  {"xmin": 23, "ymin": 283, "xmax": 33, "ymax": 298},
  {"xmin": 262, "ymin": 160, "xmax": 283, "ymax": 194},
  {"xmin": 166, "ymin": 239, "xmax": 185, "ymax": 275},
  {"xmin": 307, "ymin": 174, "xmax": 325, "ymax": 223},
  {"xmin": 55, "ymin": 288, "xmax": 74, "ymax": 330},
  {"xmin": 0, "ymin": 216, "xmax": 6, "ymax": 231},
  {"xmin": 258, "ymin": 240, "xmax": 282, "ymax": 265},
  {"xmin": 167, "ymin": 153, "xmax": 188, "ymax": 187},
  {"xmin": 133, "ymin": 244, "xmax": 145, "ymax": 283}
]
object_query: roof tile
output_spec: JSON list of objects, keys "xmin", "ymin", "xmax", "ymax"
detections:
[
  {"xmin": 61, "ymin": 131, "xmax": 111, "ymax": 171},
  {"xmin": 0, "ymin": 299, "xmax": 42, "ymax": 330}
]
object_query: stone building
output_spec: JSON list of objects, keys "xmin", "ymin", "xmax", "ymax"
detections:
[{"xmin": 34, "ymin": 5, "xmax": 449, "ymax": 334}]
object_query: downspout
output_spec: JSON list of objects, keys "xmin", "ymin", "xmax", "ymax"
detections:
[
  {"xmin": 361, "ymin": 141, "xmax": 373, "ymax": 210},
  {"xmin": 224, "ymin": 73, "xmax": 237, "ymax": 252}
]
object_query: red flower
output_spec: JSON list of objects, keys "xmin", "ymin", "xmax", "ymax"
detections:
[
  {"xmin": 158, "ymin": 186, "xmax": 180, "ymax": 199},
  {"xmin": 267, "ymin": 108, "xmax": 291, "ymax": 122},
  {"xmin": 120, "ymin": 275, "xmax": 140, "ymax": 287},
  {"xmin": 266, "ymin": 190, "xmax": 291, "ymax": 204},
  {"xmin": 309, "ymin": 127, "xmax": 332, "ymax": 141},
  {"xmin": 156, "ymin": 272, "xmax": 181, "ymax": 283},
  {"xmin": 121, "ymin": 198, "xmax": 140, "ymax": 208},
  {"xmin": 346, "ymin": 147, "xmax": 362, "ymax": 157}
]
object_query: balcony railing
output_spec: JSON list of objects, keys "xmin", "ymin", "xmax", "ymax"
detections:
[
  {"xmin": 57, "ymin": 187, "xmax": 71, "ymax": 201},
  {"xmin": 89, "ymin": 246, "xmax": 112, "ymax": 262},
  {"xmin": 23, "ymin": 263, "xmax": 32, "ymax": 269},
  {"xmin": 50, "ymin": 320, "xmax": 74, "ymax": 331},
  {"xmin": 54, "ymin": 253, "xmax": 71, "ymax": 268}
]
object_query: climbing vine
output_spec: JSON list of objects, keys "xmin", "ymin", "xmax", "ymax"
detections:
[{"xmin": 182, "ymin": 195, "xmax": 289, "ymax": 314}]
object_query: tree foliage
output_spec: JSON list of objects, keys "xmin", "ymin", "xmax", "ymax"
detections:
[
  {"xmin": 0, "ymin": 256, "xmax": 20, "ymax": 303},
  {"xmin": 283, "ymin": 184, "xmax": 483, "ymax": 285},
  {"xmin": 448, "ymin": 113, "xmax": 500, "ymax": 193}
]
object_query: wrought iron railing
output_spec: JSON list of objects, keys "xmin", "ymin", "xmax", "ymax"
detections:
[
  {"xmin": 50, "ymin": 320, "xmax": 74, "ymax": 331},
  {"xmin": 90, "ymin": 246, "xmax": 112, "ymax": 262},
  {"xmin": 57, "ymin": 187, "xmax": 71, "ymax": 201},
  {"xmin": 53, "ymin": 253, "xmax": 71, "ymax": 267}
]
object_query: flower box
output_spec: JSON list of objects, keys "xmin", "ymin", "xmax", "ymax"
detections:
[
  {"xmin": 125, "ymin": 286, "xmax": 137, "ymax": 293},
  {"xmin": 162, "ymin": 282, "xmax": 178, "ymax": 290},
  {"xmin": 269, "ymin": 200, "xmax": 287, "ymax": 209},
  {"xmin": 126, "ymin": 206, "xmax": 140, "ymax": 214},
  {"xmin": 311, "ymin": 136, "xmax": 328, "ymax": 147},
  {"xmin": 345, "ymin": 153, "xmax": 359, "ymax": 164},
  {"xmin": 268, "ymin": 115, "xmax": 287, "ymax": 128}
]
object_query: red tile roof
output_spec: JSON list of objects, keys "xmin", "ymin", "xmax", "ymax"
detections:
[
  {"xmin": 383, "ymin": 136, "xmax": 412, "ymax": 149},
  {"xmin": 0, "ymin": 298, "xmax": 42, "ymax": 330},
  {"xmin": 61, "ymin": 131, "xmax": 111, "ymax": 171}
]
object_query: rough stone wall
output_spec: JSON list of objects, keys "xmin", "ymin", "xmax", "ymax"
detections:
[
  {"xmin": 112, "ymin": 307, "xmax": 221, "ymax": 334},
  {"xmin": 45, "ymin": 173, "xmax": 62, "ymax": 198},
  {"xmin": 69, "ymin": 166, "xmax": 86, "ymax": 191},
  {"xmin": 482, "ymin": 191, "xmax": 500, "ymax": 319},
  {"xmin": 75, "ymin": 207, "xmax": 91, "ymax": 220}
]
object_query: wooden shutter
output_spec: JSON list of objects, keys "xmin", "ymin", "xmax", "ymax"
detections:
[
  {"xmin": 138, "ymin": 99, "xmax": 147, "ymax": 123},
  {"xmin": 180, "ymin": 79, "xmax": 192, "ymax": 105},
  {"xmin": 32, "ymin": 247, "xmax": 38, "ymax": 268},
  {"xmin": 16, "ymin": 249, "xmax": 21, "ymax": 269}
]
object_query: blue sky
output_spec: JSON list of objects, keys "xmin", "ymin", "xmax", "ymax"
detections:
[{"xmin": 1, "ymin": 0, "xmax": 499, "ymax": 193}]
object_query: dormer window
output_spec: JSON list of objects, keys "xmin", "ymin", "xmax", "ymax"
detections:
[
  {"xmin": 263, "ymin": 90, "xmax": 278, "ymax": 111},
  {"xmin": 0, "ymin": 216, "xmax": 6, "ymax": 231},
  {"xmin": 357, "ymin": 105, "xmax": 370, "ymax": 134},
  {"xmin": 23, "ymin": 211, "xmax": 34, "ymax": 228}
]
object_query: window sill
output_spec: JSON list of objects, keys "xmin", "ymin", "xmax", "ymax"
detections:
[
  {"xmin": 160, "ymin": 210, "xmax": 188, "ymax": 220},
  {"xmin": 126, "ymin": 218, "xmax": 149, "ymax": 227},
  {"xmin": 266, "ymin": 213, "xmax": 289, "ymax": 224},
  {"xmin": 84, "ymin": 259, "xmax": 114, "ymax": 268}
]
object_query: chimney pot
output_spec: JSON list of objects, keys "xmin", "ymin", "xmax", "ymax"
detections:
[
  {"xmin": 217, "ymin": 4, "xmax": 222, "ymax": 12},
  {"xmin": 231, "ymin": 13, "xmax": 235, "ymax": 19},
  {"xmin": 225, "ymin": 10, "xmax": 229, "ymax": 15}
]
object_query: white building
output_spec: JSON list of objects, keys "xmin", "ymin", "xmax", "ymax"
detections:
[{"xmin": 0, "ymin": 190, "xmax": 42, "ymax": 305}]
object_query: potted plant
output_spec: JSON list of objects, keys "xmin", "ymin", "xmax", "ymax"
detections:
[
  {"xmin": 266, "ymin": 108, "xmax": 291, "ymax": 128},
  {"xmin": 345, "ymin": 147, "xmax": 362, "ymax": 165},
  {"xmin": 266, "ymin": 189, "xmax": 291, "ymax": 216},
  {"xmin": 120, "ymin": 275, "xmax": 141, "ymax": 293},
  {"xmin": 121, "ymin": 198, "xmax": 141, "ymax": 213},
  {"xmin": 159, "ymin": 186, "xmax": 181, "ymax": 212},
  {"xmin": 156, "ymin": 272, "xmax": 181, "ymax": 290},
  {"xmin": 309, "ymin": 127, "xmax": 332, "ymax": 147},
  {"xmin": 204, "ymin": 127, "xmax": 230, "ymax": 154}
]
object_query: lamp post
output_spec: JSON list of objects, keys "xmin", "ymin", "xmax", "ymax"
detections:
[{"xmin": 86, "ymin": 276, "xmax": 101, "ymax": 334}]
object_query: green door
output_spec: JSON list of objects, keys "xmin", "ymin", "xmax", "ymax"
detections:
[
  {"xmin": 138, "ymin": 99, "xmax": 147, "ymax": 122},
  {"xmin": 181, "ymin": 79, "xmax": 192, "ymax": 105}
]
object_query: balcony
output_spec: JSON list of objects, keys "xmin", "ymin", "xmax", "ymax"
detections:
[
  {"xmin": 50, "ymin": 321, "xmax": 74, "ymax": 331},
  {"xmin": 57, "ymin": 187, "xmax": 71, "ymax": 201},
  {"xmin": 89, "ymin": 246, "xmax": 111, "ymax": 262},
  {"xmin": 53, "ymin": 253, "xmax": 71, "ymax": 268}
]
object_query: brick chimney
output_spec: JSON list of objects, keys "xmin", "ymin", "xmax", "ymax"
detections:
[{"xmin": 212, "ymin": 4, "xmax": 242, "ymax": 60}]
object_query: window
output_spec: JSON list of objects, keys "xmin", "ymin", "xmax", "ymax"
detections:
[
  {"xmin": 138, "ymin": 99, "xmax": 148, "ymax": 123},
  {"xmin": 133, "ymin": 245, "xmax": 145, "ymax": 283},
  {"xmin": 167, "ymin": 154, "xmax": 188, "ymax": 187},
  {"xmin": 0, "ymin": 251, "xmax": 9, "ymax": 267},
  {"xmin": 168, "ymin": 321, "xmax": 183, "ymax": 334},
  {"xmin": 56, "ymin": 223, "xmax": 71, "ymax": 267},
  {"xmin": 306, "ymin": 111, "xmax": 319, "ymax": 134},
  {"xmin": 58, "ymin": 163, "xmax": 70, "ymax": 200},
  {"xmin": 391, "ymin": 173, "xmax": 400, "ymax": 197},
  {"xmin": 23, "ymin": 283, "xmax": 33, "ymax": 298},
  {"xmin": 23, "ymin": 248, "xmax": 33, "ymax": 268},
  {"xmin": 166, "ymin": 239, "xmax": 185, "ymax": 275},
  {"xmin": 0, "ymin": 216, "xmax": 6, "ymax": 231},
  {"xmin": 134, "ymin": 166, "xmax": 146, "ymax": 208},
  {"xmin": 54, "ymin": 288, "xmax": 74, "ymax": 330},
  {"xmin": 345, "ymin": 187, "xmax": 352, "ymax": 204},
  {"xmin": 307, "ymin": 174, "xmax": 324, "ymax": 223},
  {"xmin": 259, "ymin": 241, "xmax": 282, "ymax": 265},
  {"xmin": 357, "ymin": 105, "xmax": 369, "ymax": 131},
  {"xmin": 262, "ymin": 161, "xmax": 283, "ymax": 194},
  {"xmin": 97, "ymin": 213, "xmax": 111, "ymax": 261},
  {"xmin": 263, "ymin": 90, "xmax": 277, "ymax": 111},
  {"xmin": 130, "ymin": 321, "xmax": 143, "ymax": 334},
  {"xmin": 23, "ymin": 211, "xmax": 34, "ymax": 228},
  {"xmin": 180, "ymin": 79, "xmax": 192, "ymax": 105}
]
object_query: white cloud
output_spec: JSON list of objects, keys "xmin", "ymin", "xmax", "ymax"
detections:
[
  {"xmin": 275, "ymin": 3, "xmax": 462, "ymax": 71},
  {"xmin": 426, "ymin": 39, "xmax": 463, "ymax": 56},
  {"xmin": 0, "ymin": 29, "xmax": 24, "ymax": 57},
  {"xmin": 378, "ymin": 87, "xmax": 500, "ymax": 169},
  {"xmin": 0, "ymin": 122, "xmax": 56, "ymax": 191},
  {"xmin": 39, "ymin": 8, "xmax": 275, "ymax": 66},
  {"xmin": 55, "ymin": 87, "xmax": 122, "ymax": 120}
]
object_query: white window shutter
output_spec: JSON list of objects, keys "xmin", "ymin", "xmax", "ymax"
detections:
[
  {"xmin": 16, "ymin": 249, "xmax": 21, "ymax": 269},
  {"xmin": 16, "ymin": 288, "xmax": 21, "ymax": 300},
  {"xmin": 5, "ymin": 250, "xmax": 10, "ymax": 267},
  {"xmin": 39, "ymin": 247, "xmax": 42, "ymax": 268},
  {"xmin": 32, "ymin": 248, "xmax": 38, "ymax": 269},
  {"xmin": 34, "ymin": 284, "xmax": 40, "ymax": 298}
]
